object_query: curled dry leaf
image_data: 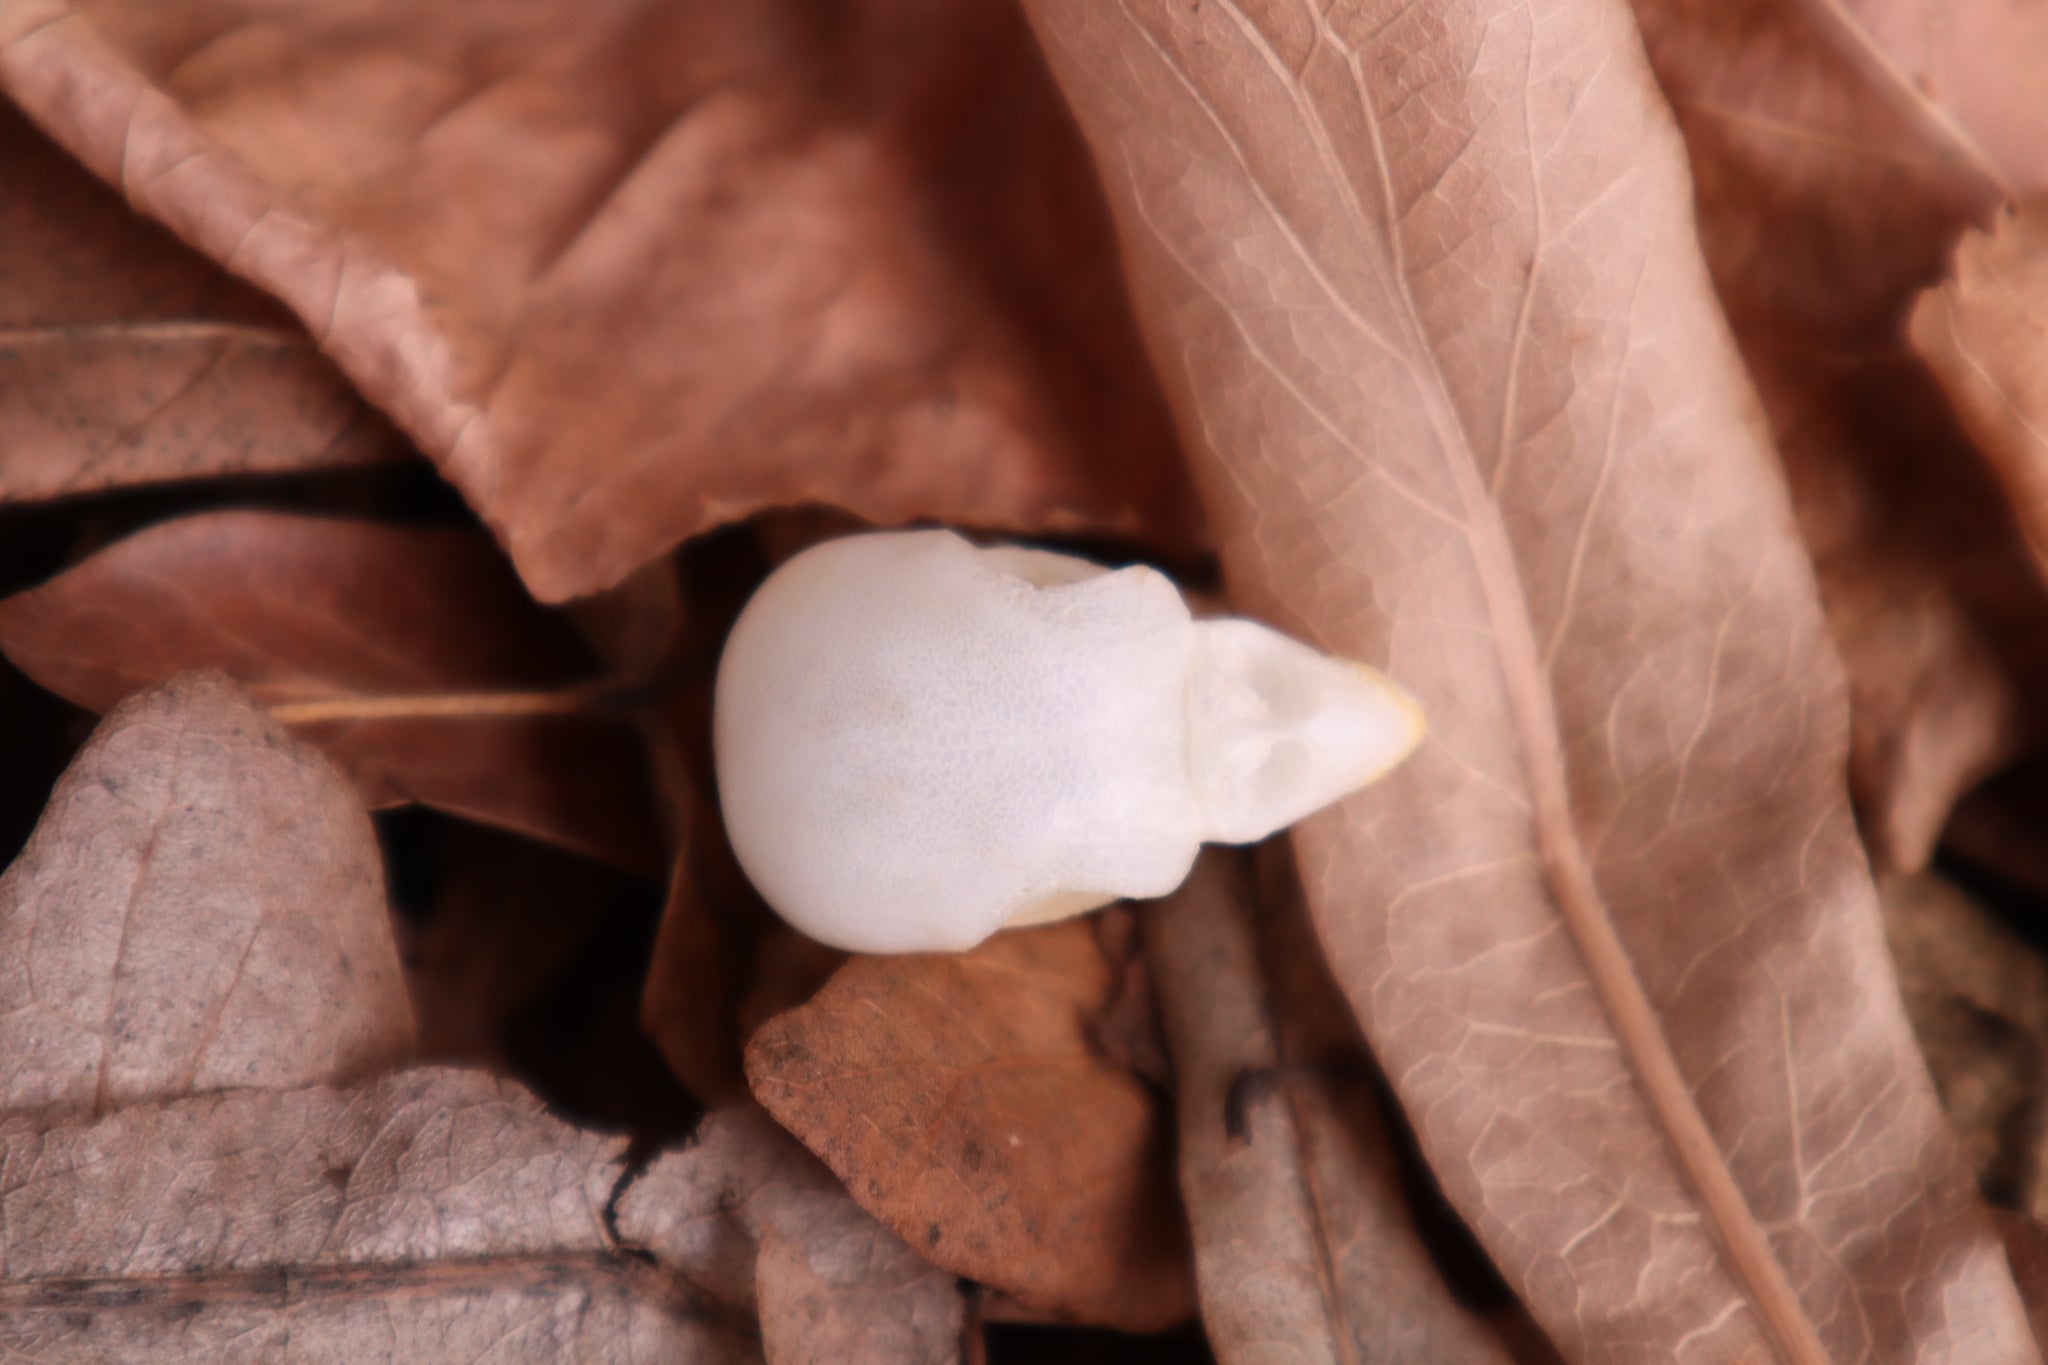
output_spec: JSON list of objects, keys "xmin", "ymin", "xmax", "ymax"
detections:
[
  {"xmin": 0, "ymin": 510, "xmax": 662, "ymax": 872},
  {"xmin": 0, "ymin": 670, "xmax": 410, "ymax": 1117},
  {"xmin": 1912, "ymin": 204, "xmax": 2048, "ymax": 572},
  {"xmin": 0, "ymin": 1067, "xmax": 758, "ymax": 1362},
  {"xmin": 745, "ymin": 917, "xmax": 1193, "ymax": 1333},
  {"xmin": 618, "ymin": 1106, "xmax": 963, "ymax": 1365},
  {"xmin": 0, "ymin": 102, "xmax": 399, "ymax": 505},
  {"xmin": 1632, "ymin": 0, "xmax": 2048, "ymax": 869},
  {"xmin": 1026, "ymin": 1, "xmax": 2032, "ymax": 1360},
  {"xmin": 0, "ymin": 0, "xmax": 1201, "ymax": 602},
  {"xmin": 1145, "ymin": 852, "xmax": 1535, "ymax": 1365}
]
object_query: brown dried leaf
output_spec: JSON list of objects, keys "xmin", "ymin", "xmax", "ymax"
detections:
[
  {"xmin": 1027, "ymin": 2, "xmax": 2031, "ymax": 1360},
  {"xmin": 619, "ymin": 1105, "xmax": 963, "ymax": 1365},
  {"xmin": 1912, "ymin": 204, "xmax": 2048, "ymax": 571},
  {"xmin": 0, "ymin": 0, "xmax": 1201, "ymax": 602},
  {"xmin": 1146, "ymin": 852, "xmax": 1536, "ymax": 1364},
  {"xmin": 0, "ymin": 510, "xmax": 661, "ymax": 872},
  {"xmin": 0, "ymin": 102, "xmax": 399, "ymax": 504},
  {"xmin": 1633, "ymin": 0, "xmax": 2048, "ymax": 869},
  {"xmin": 744, "ymin": 918, "xmax": 1193, "ymax": 1333},
  {"xmin": 2005, "ymin": 1210, "xmax": 2048, "ymax": 1350},
  {"xmin": 1882, "ymin": 871, "xmax": 2048, "ymax": 1221},
  {"xmin": 0, "ymin": 1066, "xmax": 758, "ymax": 1361},
  {"xmin": 0, "ymin": 670, "xmax": 410, "ymax": 1118}
]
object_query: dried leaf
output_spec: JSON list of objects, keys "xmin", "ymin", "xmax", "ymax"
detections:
[
  {"xmin": 1026, "ymin": 1, "xmax": 2032, "ymax": 1360},
  {"xmin": 1145, "ymin": 852, "xmax": 1535, "ymax": 1364},
  {"xmin": 0, "ymin": 670, "xmax": 410, "ymax": 1117},
  {"xmin": 619, "ymin": 1106, "xmax": 963, "ymax": 1365},
  {"xmin": 0, "ymin": 0, "xmax": 1201, "ymax": 602},
  {"xmin": 1633, "ymin": 0, "xmax": 2048, "ymax": 869},
  {"xmin": 1912, "ymin": 204, "xmax": 2048, "ymax": 572},
  {"xmin": 0, "ymin": 102, "xmax": 399, "ymax": 504},
  {"xmin": 1882, "ymin": 871, "xmax": 2048, "ymax": 1220},
  {"xmin": 745, "ymin": 918, "xmax": 1193, "ymax": 1332},
  {"xmin": 2004, "ymin": 1210, "xmax": 2048, "ymax": 1349},
  {"xmin": 1787, "ymin": 0, "xmax": 2048, "ymax": 195},
  {"xmin": 0, "ymin": 1066, "xmax": 758, "ymax": 1361},
  {"xmin": 0, "ymin": 510, "xmax": 661, "ymax": 872}
]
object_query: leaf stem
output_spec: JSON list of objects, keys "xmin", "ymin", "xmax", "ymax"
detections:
[{"xmin": 266, "ymin": 685, "xmax": 617, "ymax": 725}]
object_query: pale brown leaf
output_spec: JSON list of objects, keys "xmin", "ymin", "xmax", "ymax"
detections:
[
  {"xmin": 0, "ymin": 1066, "xmax": 759, "ymax": 1362},
  {"xmin": 0, "ymin": 510, "xmax": 662, "ymax": 872},
  {"xmin": 1789, "ymin": 0, "xmax": 2048, "ymax": 196},
  {"xmin": 1911, "ymin": 204, "xmax": 2048, "ymax": 573},
  {"xmin": 744, "ymin": 917, "xmax": 1193, "ymax": 1333},
  {"xmin": 619, "ymin": 1105, "xmax": 964, "ymax": 1365},
  {"xmin": 1146, "ymin": 852, "xmax": 1534, "ymax": 1364},
  {"xmin": 0, "ymin": 102, "xmax": 399, "ymax": 504},
  {"xmin": 0, "ymin": 0, "xmax": 1201, "ymax": 602},
  {"xmin": 0, "ymin": 670, "xmax": 410, "ymax": 1118},
  {"xmin": 1633, "ymin": 0, "xmax": 2048, "ymax": 870},
  {"xmin": 1026, "ymin": 1, "xmax": 2032, "ymax": 1360}
]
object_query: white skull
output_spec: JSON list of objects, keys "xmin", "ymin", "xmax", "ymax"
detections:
[{"xmin": 713, "ymin": 529, "xmax": 1422, "ymax": 953}]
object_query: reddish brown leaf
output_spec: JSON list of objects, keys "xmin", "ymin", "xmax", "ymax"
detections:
[
  {"xmin": 1912, "ymin": 204, "xmax": 2048, "ymax": 573},
  {"xmin": 1146, "ymin": 852, "xmax": 1538, "ymax": 1364},
  {"xmin": 1632, "ymin": 0, "xmax": 2048, "ymax": 870},
  {"xmin": 0, "ymin": 0, "xmax": 1202, "ymax": 602},
  {"xmin": 745, "ymin": 918, "xmax": 1193, "ymax": 1333},
  {"xmin": 0, "ymin": 510, "xmax": 661, "ymax": 872},
  {"xmin": 0, "ymin": 101, "xmax": 399, "ymax": 504},
  {"xmin": 0, "ymin": 1067, "xmax": 758, "ymax": 1361},
  {"xmin": 619, "ymin": 1105, "xmax": 963, "ymax": 1365},
  {"xmin": 0, "ymin": 671, "xmax": 410, "ymax": 1117},
  {"xmin": 1027, "ymin": 1, "xmax": 2031, "ymax": 1360}
]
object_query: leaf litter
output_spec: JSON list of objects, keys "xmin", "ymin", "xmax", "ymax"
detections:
[{"xmin": 4, "ymin": 0, "xmax": 2048, "ymax": 1360}]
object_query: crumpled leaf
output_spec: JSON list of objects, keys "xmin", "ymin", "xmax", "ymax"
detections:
[
  {"xmin": 1026, "ymin": 1, "xmax": 2032, "ymax": 1360},
  {"xmin": 0, "ymin": 510, "xmax": 661, "ymax": 872},
  {"xmin": 0, "ymin": 670, "xmax": 410, "ymax": 1117},
  {"xmin": 1632, "ymin": 0, "xmax": 2048, "ymax": 869},
  {"xmin": 745, "ymin": 917, "xmax": 1192, "ymax": 1333},
  {"xmin": 0, "ymin": 1066, "xmax": 758, "ymax": 1362},
  {"xmin": 0, "ymin": 0, "xmax": 1202, "ymax": 602},
  {"xmin": 0, "ymin": 101, "xmax": 400, "ymax": 504},
  {"xmin": 1912, "ymin": 204, "xmax": 2048, "ymax": 571},
  {"xmin": 1145, "ymin": 852, "xmax": 1537, "ymax": 1364},
  {"xmin": 618, "ymin": 1105, "xmax": 963, "ymax": 1365}
]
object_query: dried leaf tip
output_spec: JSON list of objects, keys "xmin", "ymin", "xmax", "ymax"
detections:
[{"xmin": 713, "ymin": 530, "xmax": 1423, "ymax": 954}]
